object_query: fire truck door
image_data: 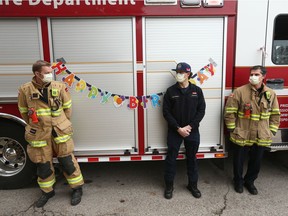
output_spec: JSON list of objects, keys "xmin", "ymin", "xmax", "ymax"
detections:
[
  {"xmin": 264, "ymin": 0, "xmax": 288, "ymax": 66},
  {"xmin": 236, "ymin": 0, "xmax": 269, "ymax": 67},
  {"xmin": 50, "ymin": 18, "xmax": 137, "ymax": 155},
  {"xmin": 264, "ymin": 0, "xmax": 288, "ymax": 149},
  {"xmin": 144, "ymin": 17, "xmax": 226, "ymax": 154},
  {"xmin": 0, "ymin": 18, "xmax": 42, "ymax": 101}
]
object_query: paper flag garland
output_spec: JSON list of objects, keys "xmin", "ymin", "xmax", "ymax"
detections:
[{"xmin": 53, "ymin": 58, "xmax": 217, "ymax": 110}]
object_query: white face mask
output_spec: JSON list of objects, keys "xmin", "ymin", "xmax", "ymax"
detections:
[
  {"xmin": 249, "ymin": 75, "xmax": 260, "ymax": 85},
  {"xmin": 42, "ymin": 73, "xmax": 53, "ymax": 83},
  {"xmin": 176, "ymin": 73, "xmax": 186, "ymax": 83}
]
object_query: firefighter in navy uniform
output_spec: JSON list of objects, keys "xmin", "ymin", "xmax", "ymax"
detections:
[
  {"xmin": 18, "ymin": 60, "xmax": 84, "ymax": 207},
  {"xmin": 163, "ymin": 62, "xmax": 206, "ymax": 199},
  {"xmin": 224, "ymin": 65, "xmax": 280, "ymax": 195}
]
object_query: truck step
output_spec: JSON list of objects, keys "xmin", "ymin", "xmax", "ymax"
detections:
[{"xmin": 267, "ymin": 143, "xmax": 288, "ymax": 152}]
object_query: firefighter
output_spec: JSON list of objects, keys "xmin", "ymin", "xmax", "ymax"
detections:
[
  {"xmin": 18, "ymin": 60, "xmax": 84, "ymax": 207},
  {"xmin": 162, "ymin": 62, "xmax": 206, "ymax": 199},
  {"xmin": 224, "ymin": 65, "xmax": 280, "ymax": 195}
]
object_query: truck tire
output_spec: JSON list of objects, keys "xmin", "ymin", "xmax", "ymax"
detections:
[{"xmin": 0, "ymin": 119, "xmax": 36, "ymax": 189}]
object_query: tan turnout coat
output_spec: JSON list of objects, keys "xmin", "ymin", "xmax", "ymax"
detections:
[{"xmin": 224, "ymin": 83, "xmax": 280, "ymax": 146}]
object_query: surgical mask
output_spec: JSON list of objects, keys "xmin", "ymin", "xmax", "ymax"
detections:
[
  {"xmin": 176, "ymin": 73, "xmax": 186, "ymax": 83},
  {"xmin": 42, "ymin": 73, "xmax": 53, "ymax": 83},
  {"xmin": 249, "ymin": 75, "xmax": 260, "ymax": 85}
]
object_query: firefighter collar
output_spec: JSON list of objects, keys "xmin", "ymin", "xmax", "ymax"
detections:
[{"xmin": 32, "ymin": 77, "xmax": 51, "ymax": 90}]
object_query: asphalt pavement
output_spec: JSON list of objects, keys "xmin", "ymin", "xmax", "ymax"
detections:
[{"xmin": 1, "ymin": 152, "xmax": 288, "ymax": 216}]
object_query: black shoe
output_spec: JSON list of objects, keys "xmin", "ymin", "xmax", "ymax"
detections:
[
  {"xmin": 234, "ymin": 184, "xmax": 243, "ymax": 193},
  {"xmin": 35, "ymin": 190, "xmax": 55, "ymax": 208},
  {"xmin": 71, "ymin": 187, "xmax": 83, "ymax": 206},
  {"xmin": 164, "ymin": 181, "xmax": 174, "ymax": 199},
  {"xmin": 164, "ymin": 186, "xmax": 174, "ymax": 199},
  {"xmin": 187, "ymin": 184, "xmax": 201, "ymax": 198},
  {"xmin": 244, "ymin": 182, "xmax": 258, "ymax": 195}
]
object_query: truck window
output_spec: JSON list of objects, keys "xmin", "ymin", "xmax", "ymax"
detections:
[{"xmin": 272, "ymin": 14, "xmax": 288, "ymax": 65}]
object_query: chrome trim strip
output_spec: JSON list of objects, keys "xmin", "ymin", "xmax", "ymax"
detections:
[{"xmin": 0, "ymin": 113, "xmax": 26, "ymax": 126}]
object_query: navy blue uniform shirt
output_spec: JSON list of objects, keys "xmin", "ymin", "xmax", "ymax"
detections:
[{"xmin": 163, "ymin": 82, "xmax": 206, "ymax": 132}]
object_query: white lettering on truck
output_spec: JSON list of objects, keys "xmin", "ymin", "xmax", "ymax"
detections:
[
  {"xmin": 0, "ymin": 0, "xmax": 136, "ymax": 8},
  {"xmin": 0, "ymin": 0, "xmax": 22, "ymax": 5}
]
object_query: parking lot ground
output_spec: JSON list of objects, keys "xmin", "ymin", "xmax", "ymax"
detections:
[{"xmin": 1, "ymin": 152, "xmax": 288, "ymax": 216}]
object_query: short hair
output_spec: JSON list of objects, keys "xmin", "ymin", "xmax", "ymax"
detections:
[
  {"xmin": 250, "ymin": 65, "xmax": 267, "ymax": 76},
  {"xmin": 32, "ymin": 60, "xmax": 51, "ymax": 74}
]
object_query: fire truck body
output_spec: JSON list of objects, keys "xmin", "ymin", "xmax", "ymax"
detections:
[
  {"xmin": 0, "ymin": 0, "xmax": 287, "ymax": 189},
  {"xmin": 235, "ymin": 0, "xmax": 288, "ymax": 151}
]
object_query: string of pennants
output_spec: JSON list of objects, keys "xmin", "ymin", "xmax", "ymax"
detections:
[{"xmin": 52, "ymin": 57, "xmax": 217, "ymax": 109}]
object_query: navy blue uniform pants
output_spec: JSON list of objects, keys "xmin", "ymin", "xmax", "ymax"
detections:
[
  {"xmin": 233, "ymin": 143, "xmax": 265, "ymax": 185},
  {"xmin": 164, "ymin": 129, "xmax": 200, "ymax": 184}
]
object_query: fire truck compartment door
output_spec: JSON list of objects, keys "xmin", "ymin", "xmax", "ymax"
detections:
[
  {"xmin": 144, "ymin": 17, "xmax": 226, "ymax": 153},
  {"xmin": 50, "ymin": 18, "xmax": 136, "ymax": 155},
  {"xmin": 0, "ymin": 18, "xmax": 42, "ymax": 101}
]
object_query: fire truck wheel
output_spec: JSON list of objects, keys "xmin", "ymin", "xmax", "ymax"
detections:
[{"xmin": 0, "ymin": 119, "xmax": 36, "ymax": 189}]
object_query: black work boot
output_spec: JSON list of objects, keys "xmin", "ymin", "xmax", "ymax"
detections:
[
  {"xmin": 35, "ymin": 190, "xmax": 55, "ymax": 208},
  {"xmin": 234, "ymin": 182, "xmax": 243, "ymax": 193},
  {"xmin": 164, "ymin": 181, "xmax": 174, "ymax": 199},
  {"xmin": 244, "ymin": 182, "xmax": 258, "ymax": 195},
  {"xmin": 187, "ymin": 183, "xmax": 201, "ymax": 198},
  {"xmin": 71, "ymin": 187, "xmax": 83, "ymax": 206}
]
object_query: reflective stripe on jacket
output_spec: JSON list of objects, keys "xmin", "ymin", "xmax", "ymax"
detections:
[{"xmin": 224, "ymin": 83, "xmax": 280, "ymax": 147}]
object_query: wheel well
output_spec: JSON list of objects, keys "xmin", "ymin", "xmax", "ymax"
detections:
[
  {"xmin": 0, "ymin": 117, "xmax": 25, "ymax": 140},
  {"xmin": 0, "ymin": 114, "xmax": 26, "ymax": 128},
  {"xmin": 0, "ymin": 117, "xmax": 36, "ymax": 189}
]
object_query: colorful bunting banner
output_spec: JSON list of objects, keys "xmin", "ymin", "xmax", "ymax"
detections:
[{"xmin": 52, "ymin": 58, "xmax": 217, "ymax": 110}]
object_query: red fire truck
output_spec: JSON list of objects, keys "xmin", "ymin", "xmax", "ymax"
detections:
[{"xmin": 0, "ymin": 0, "xmax": 287, "ymax": 189}]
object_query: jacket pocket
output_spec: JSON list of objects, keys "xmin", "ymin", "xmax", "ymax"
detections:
[
  {"xmin": 188, "ymin": 95, "xmax": 198, "ymax": 107},
  {"xmin": 233, "ymin": 127, "xmax": 249, "ymax": 140},
  {"xmin": 258, "ymin": 126, "xmax": 272, "ymax": 140},
  {"xmin": 25, "ymin": 125, "xmax": 49, "ymax": 147},
  {"xmin": 260, "ymin": 101, "xmax": 269, "ymax": 111},
  {"xmin": 27, "ymin": 145, "xmax": 42, "ymax": 163},
  {"xmin": 53, "ymin": 118, "xmax": 73, "ymax": 137}
]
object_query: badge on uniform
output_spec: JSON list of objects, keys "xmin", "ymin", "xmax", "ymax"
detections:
[
  {"xmin": 191, "ymin": 92, "xmax": 198, "ymax": 96},
  {"xmin": 51, "ymin": 88, "xmax": 59, "ymax": 97}
]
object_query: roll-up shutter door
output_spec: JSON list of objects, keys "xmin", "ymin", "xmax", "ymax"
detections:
[
  {"xmin": 50, "ymin": 18, "xmax": 136, "ymax": 154},
  {"xmin": 145, "ymin": 17, "xmax": 225, "ymax": 153},
  {"xmin": 0, "ymin": 19, "xmax": 41, "ymax": 99}
]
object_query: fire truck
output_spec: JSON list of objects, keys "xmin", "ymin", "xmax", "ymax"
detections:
[{"xmin": 0, "ymin": 0, "xmax": 287, "ymax": 189}]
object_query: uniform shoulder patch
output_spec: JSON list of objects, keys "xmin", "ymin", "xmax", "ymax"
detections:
[
  {"xmin": 52, "ymin": 81, "xmax": 64, "ymax": 88},
  {"xmin": 20, "ymin": 82, "xmax": 32, "ymax": 92},
  {"xmin": 22, "ymin": 82, "xmax": 32, "ymax": 88}
]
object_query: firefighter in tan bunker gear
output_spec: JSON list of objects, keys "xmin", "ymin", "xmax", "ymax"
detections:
[
  {"xmin": 224, "ymin": 65, "xmax": 280, "ymax": 195},
  {"xmin": 18, "ymin": 60, "xmax": 84, "ymax": 207}
]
